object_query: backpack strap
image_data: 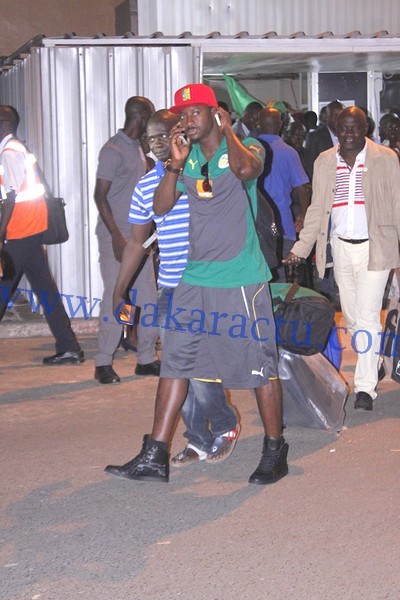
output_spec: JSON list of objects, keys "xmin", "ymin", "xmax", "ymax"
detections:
[{"xmin": 242, "ymin": 182, "xmax": 258, "ymax": 233}]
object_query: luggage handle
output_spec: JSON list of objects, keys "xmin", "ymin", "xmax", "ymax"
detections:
[
  {"xmin": 271, "ymin": 282, "xmax": 300, "ymax": 309},
  {"xmin": 283, "ymin": 283, "xmax": 300, "ymax": 304}
]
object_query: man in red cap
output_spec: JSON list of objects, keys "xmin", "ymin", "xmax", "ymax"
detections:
[{"xmin": 105, "ymin": 83, "xmax": 288, "ymax": 485}]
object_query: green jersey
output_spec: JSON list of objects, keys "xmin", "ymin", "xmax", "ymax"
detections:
[{"xmin": 177, "ymin": 137, "xmax": 272, "ymax": 287}]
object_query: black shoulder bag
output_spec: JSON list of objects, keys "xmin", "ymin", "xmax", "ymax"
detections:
[{"xmin": 37, "ymin": 165, "xmax": 69, "ymax": 245}]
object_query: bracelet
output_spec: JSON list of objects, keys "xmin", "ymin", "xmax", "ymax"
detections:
[{"xmin": 165, "ymin": 164, "xmax": 182, "ymax": 175}]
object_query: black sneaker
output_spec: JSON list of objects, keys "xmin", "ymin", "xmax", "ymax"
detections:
[
  {"xmin": 354, "ymin": 391, "xmax": 373, "ymax": 411},
  {"xmin": 104, "ymin": 434, "xmax": 149, "ymax": 478},
  {"xmin": 249, "ymin": 436, "xmax": 289, "ymax": 485},
  {"xmin": 104, "ymin": 435, "xmax": 169, "ymax": 482}
]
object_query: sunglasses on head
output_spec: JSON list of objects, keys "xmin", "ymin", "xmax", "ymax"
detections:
[{"xmin": 200, "ymin": 162, "xmax": 212, "ymax": 193}]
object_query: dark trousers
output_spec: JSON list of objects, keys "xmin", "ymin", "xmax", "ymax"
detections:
[{"xmin": 0, "ymin": 233, "xmax": 80, "ymax": 353}]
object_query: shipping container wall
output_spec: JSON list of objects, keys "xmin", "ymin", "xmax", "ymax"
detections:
[
  {"xmin": 0, "ymin": 44, "xmax": 198, "ymax": 316},
  {"xmin": 138, "ymin": 0, "xmax": 400, "ymax": 36}
]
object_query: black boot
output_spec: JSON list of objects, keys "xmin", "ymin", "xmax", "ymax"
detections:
[
  {"xmin": 104, "ymin": 435, "xmax": 169, "ymax": 482},
  {"xmin": 249, "ymin": 436, "xmax": 289, "ymax": 485}
]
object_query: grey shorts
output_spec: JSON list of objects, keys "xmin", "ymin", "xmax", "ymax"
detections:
[{"xmin": 160, "ymin": 281, "xmax": 279, "ymax": 389}]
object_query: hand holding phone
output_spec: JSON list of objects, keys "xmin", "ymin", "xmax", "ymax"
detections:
[
  {"xmin": 118, "ymin": 303, "xmax": 136, "ymax": 325},
  {"xmin": 170, "ymin": 123, "xmax": 190, "ymax": 161}
]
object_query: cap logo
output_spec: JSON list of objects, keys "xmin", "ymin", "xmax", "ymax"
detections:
[
  {"xmin": 182, "ymin": 87, "xmax": 191, "ymax": 102},
  {"xmin": 171, "ymin": 83, "xmax": 218, "ymax": 113}
]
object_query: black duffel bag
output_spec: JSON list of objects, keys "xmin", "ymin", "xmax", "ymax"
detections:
[{"xmin": 270, "ymin": 283, "xmax": 335, "ymax": 356}]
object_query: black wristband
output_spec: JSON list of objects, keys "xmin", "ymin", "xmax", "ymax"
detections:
[{"xmin": 165, "ymin": 164, "xmax": 182, "ymax": 175}]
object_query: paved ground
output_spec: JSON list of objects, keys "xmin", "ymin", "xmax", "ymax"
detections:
[{"xmin": 0, "ymin": 319, "xmax": 399, "ymax": 600}]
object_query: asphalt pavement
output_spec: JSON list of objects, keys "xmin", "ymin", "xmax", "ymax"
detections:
[{"xmin": 0, "ymin": 310, "xmax": 399, "ymax": 600}]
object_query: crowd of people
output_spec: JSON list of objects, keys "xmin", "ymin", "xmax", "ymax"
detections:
[{"xmin": 1, "ymin": 84, "xmax": 400, "ymax": 486}]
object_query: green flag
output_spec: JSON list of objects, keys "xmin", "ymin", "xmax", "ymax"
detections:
[{"xmin": 222, "ymin": 73, "xmax": 265, "ymax": 117}]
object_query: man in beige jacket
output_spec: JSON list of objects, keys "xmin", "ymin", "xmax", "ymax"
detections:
[{"xmin": 284, "ymin": 106, "xmax": 400, "ymax": 411}]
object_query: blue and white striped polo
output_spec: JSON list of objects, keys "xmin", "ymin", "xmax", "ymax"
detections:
[{"xmin": 129, "ymin": 160, "xmax": 190, "ymax": 288}]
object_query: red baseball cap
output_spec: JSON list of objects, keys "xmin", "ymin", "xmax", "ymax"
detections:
[{"xmin": 170, "ymin": 83, "xmax": 218, "ymax": 113}]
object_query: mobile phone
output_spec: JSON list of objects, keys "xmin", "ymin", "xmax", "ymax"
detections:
[
  {"xmin": 118, "ymin": 304, "xmax": 136, "ymax": 325},
  {"xmin": 214, "ymin": 112, "xmax": 222, "ymax": 126},
  {"xmin": 179, "ymin": 134, "xmax": 188, "ymax": 146}
]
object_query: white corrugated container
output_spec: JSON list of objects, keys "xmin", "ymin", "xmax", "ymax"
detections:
[
  {"xmin": 137, "ymin": 0, "xmax": 400, "ymax": 36},
  {"xmin": 0, "ymin": 44, "xmax": 198, "ymax": 316}
]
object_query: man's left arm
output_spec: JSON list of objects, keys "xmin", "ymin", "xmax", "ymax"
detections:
[{"xmin": 219, "ymin": 109, "xmax": 263, "ymax": 180}]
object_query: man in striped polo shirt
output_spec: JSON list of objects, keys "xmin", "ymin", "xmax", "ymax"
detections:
[
  {"xmin": 285, "ymin": 106, "xmax": 400, "ymax": 411},
  {"xmin": 108, "ymin": 109, "xmax": 239, "ymax": 470}
]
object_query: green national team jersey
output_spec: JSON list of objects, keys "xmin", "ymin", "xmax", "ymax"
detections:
[{"xmin": 176, "ymin": 137, "xmax": 272, "ymax": 287}]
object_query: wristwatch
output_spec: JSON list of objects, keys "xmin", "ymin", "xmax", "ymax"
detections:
[{"xmin": 165, "ymin": 163, "xmax": 182, "ymax": 175}]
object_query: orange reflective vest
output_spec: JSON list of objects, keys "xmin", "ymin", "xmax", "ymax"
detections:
[{"xmin": 0, "ymin": 137, "xmax": 47, "ymax": 239}]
